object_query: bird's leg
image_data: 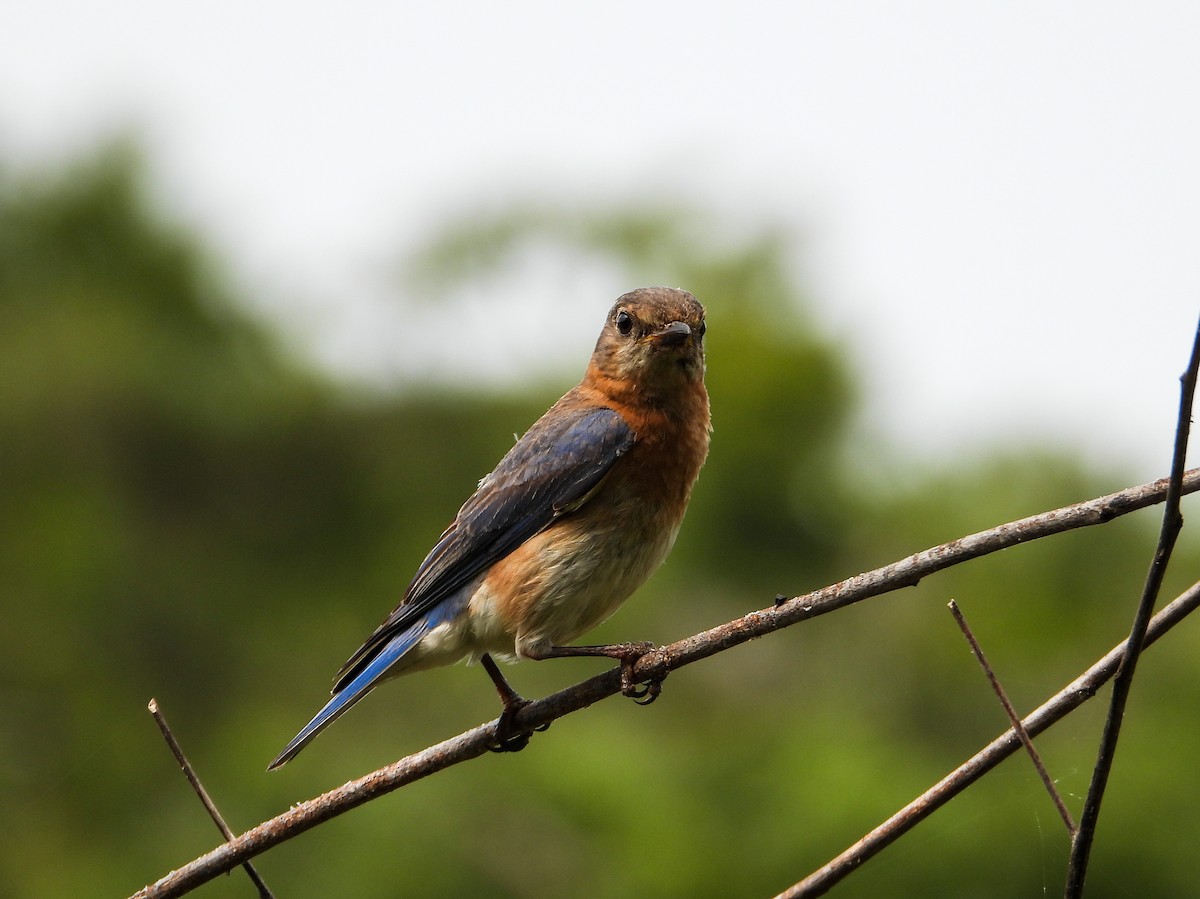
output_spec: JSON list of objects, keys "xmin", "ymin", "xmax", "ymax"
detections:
[
  {"xmin": 480, "ymin": 653, "xmax": 548, "ymax": 752},
  {"xmin": 526, "ymin": 642, "xmax": 666, "ymax": 705}
]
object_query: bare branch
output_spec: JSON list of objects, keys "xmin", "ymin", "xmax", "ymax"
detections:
[
  {"xmin": 1065, "ymin": 317, "xmax": 1200, "ymax": 895},
  {"xmin": 778, "ymin": 579, "xmax": 1200, "ymax": 899},
  {"xmin": 947, "ymin": 600, "xmax": 1075, "ymax": 836},
  {"xmin": 148, "ymin": 700, "xmax": 276, "ymax": 899},
  {"xmin": 131, "ymin": 471, "xmax": 1200, "ymax": 899}
]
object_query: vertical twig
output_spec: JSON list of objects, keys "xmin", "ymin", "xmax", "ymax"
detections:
[
  {"xmin": 148, "ymin": 699, "xmax": 276, "ymax": 899},
  {"xmin": 948, "ymin": 599, "xmax": 1076, "ymax": 836},
  {"xmin": 1064, "ymin": 317, "xmax": 1200, "ymax": 897}
]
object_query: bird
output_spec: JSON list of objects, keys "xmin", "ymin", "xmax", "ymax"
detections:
[{"xmin": 268, "ymin": 287, "xmax": 710, "ymax": 769}]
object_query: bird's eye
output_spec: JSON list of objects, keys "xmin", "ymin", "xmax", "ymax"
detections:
[
  {"xmin": 615, "ymin": 310, "xmax": 633, "ymax": 335},
  {"xmin": 696, "ymin": 319, "xmax": 707, "ymax": 338}
]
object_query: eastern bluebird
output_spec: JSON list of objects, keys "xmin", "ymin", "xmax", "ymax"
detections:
[{"xmin": 268, "ymin": 287, "xmax": 710, "ymax": 768}]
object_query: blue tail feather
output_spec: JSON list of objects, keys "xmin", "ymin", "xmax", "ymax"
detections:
[{"xmin": 267, "ymin": 619, "xmax": 429, "ymax": 770}]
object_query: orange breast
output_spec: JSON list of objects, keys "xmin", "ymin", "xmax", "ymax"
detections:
[{"xmin": 476, "ymin": 381, "xmax": 710, "ymax": 656}]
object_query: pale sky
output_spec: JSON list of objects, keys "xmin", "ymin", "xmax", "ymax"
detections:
[{"xmin": 3, "ymin": 2, "xmax": 1198, "ymax": 476}]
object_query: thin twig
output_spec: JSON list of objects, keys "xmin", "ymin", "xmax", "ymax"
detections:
[
  {"xmin": 131, "ymin": 471, "xmax": 1200, "ymax": 899},
  {"xmin": 947, "ymin": 599, "xmax": 1076, "ymax": 836},
  {"xmin": 1065, "ymin": 318, "xmax": 1200, "ymax": 897},
  {"xmin": 778, "ymin": 579, "xmax": 1200, "ymax": 898},
  {"xmin": 148, "ymin": 699, "xmax": 275, "ymax": 899}
]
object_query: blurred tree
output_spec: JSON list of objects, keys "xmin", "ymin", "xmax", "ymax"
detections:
[{"xmin": 1, "ymin": 146, "xmax": 1196, "ymax": 899}]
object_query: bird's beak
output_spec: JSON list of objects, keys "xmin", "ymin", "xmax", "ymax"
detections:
[{"xmin": 650, "ymin": 321, "xmax": 692, "ymax": 347}]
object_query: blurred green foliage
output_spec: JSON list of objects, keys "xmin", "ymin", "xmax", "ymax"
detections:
[{"xmin": 1, "ymin": 146, "xmax": 1197, "ymax": 898}]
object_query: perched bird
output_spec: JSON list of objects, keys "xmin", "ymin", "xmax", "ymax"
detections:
[{"xmin": 269, "ymin": 287, "xmax": 710, "ymax": 769}]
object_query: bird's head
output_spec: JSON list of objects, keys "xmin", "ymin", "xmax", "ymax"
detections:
[{"xmin": 586, "ymin": 287, "xmax": 707, "ymax": 402}]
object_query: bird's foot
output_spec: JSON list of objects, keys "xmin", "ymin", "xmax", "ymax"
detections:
[
  {"xmin": 614, "ymin": 641, "xmax": 667, "ymax": 705},
  {"xmin": 520, "ymin": 640, "xmax": 668, "ymax": 707},
  {"xmin": 489, "ymin": 698, "xmax": 534, "ymax": 752},
  {"xmin": 488, "ymin": 700, "xmax": 551, "ymax": 753},
  {"xmin": 481, "ymin": 652, "xmax": 550, "ymax": 752}
]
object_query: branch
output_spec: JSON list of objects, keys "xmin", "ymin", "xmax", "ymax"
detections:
[
  {"xmin": 1065, "ymin": 316, "xmax": 1200, "ymax": 895},
  {"xmin": 777, "ymin": 578, "xmax": 1200, "ymax": 898},
  {"xmin": 148, "ymin": 699, "xmax": 275, "ymax": 898},
  {"xmin": 131, "ymin": 470, "xmax": 1200, "ymax": 899},
  {"xmin": 947, "ymin": 600, "xmax": 1075, "ymax": 837}
]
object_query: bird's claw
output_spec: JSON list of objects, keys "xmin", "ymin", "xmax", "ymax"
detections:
[
  {"xmin": 617, "ymin": 642, "xmax": 666, "ymax": 706},
  {"xmin": 488, "ymin": 701, "xmax": 551, "ymax": 753},
  {"xmin": 488, "ymin": 729, "xmax": 531, "ymax": 753},
  {"xmin": 623, "ymin": 676, "xmax": 664, "ymax": 705}
]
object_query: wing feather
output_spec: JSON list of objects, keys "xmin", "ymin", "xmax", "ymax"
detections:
[{"xmin": 332, "ymin": 403, "xmax": 633, "ymax": 691}]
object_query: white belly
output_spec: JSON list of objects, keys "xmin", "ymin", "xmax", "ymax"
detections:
[{"xmin": 468, "ymin": 513, "xmax": 681, "ymax": 660}]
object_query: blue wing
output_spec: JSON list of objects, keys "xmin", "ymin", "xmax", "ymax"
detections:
[
  {"xmin": 334, "ymin": 402, "xmax": 634, "ymax": 690},
  {"xmin": 269, "ymin": 401, "xmax": 633, "ymax": 768}
]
